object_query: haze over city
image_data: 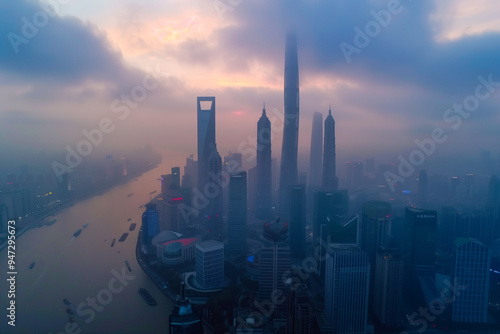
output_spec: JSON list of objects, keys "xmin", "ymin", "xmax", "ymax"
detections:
[
  {"xmin": 1, "ymin": 1, "xmax": 500, "ymax": 333},
  {"xmin": 1, "ymin": 0, "xmax": 500, "ymax": 172}
]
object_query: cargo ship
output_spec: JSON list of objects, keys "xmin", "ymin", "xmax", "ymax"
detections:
[
  {"xmin": 139, "ymin": 288, "xmax": 157, "ymax": 306},
  {"xmin": 119, "ymin": 233, "xmax": 129, "ymax": 242}
]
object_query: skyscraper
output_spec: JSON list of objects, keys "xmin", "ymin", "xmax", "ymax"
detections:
[
  {"xmin": 289, "ymin": 184, "xmax": 306, "ymax": 258},
  {"xmin": 142, "ymin": 203, "xmax": 159, "ymax": 245},
  {"xmin": 207, "ymin": 145, "xmax": 223, "ymax": 234},
  {"xmin": 197, "ymin": 97, "xmax": 216, "ymax": 188},
  {"xmin": 452, "ymin": 238, "xmax": 490, "ymax": 323},
  {"xmin": 309, "ymin": 112, "xmax": 323, "ymax": 188},
  {"xmin": 286, "ymin": 283, "xmax": 313, "ymax": 334},
  {"xmin": 279, "ymin": 31, "xmax": 300, "ymax": 216},
  {"xmin": 374, "ymin": 244, "xmax": 404, "ymax": 328},
  {"xmin": 323, "ymin": 107, "xmax": 338, "ymax": 190},
  {"xmin": 227, "ymin": 171, "xmax": 247, "ymax": 258},
  {"xmin": 313, "ymin": 190, "xmax": 349, "ymax": 241},
  {"xmin": 195, "ymin": 240, "xmax": 225, "ymax": 289},
  {"xmin": 256, "ymin": 106, "xmax": 272, "ymax": 220},
  {"xmin": 197, "ymin": 96, "xmax": 223, "ymax": 231},
  {"xmin": 360, "ymin": 201, "xmax": 391, "ymax": 266},
  {"xmin": 405, "ymin": 207, "xmax": 436, "ymax": 274},
  {"xmin": 324, "ymin": 244, "xmax": 370, "ymax": 334},
  {"xmin": 259, "ymin": 220, "xmax": 291, "ymax": 307},
  {"xmin": 418, "ymin": 170, "xmax": 428, "ymax": 205},
  {"xmin": 169, "ymin": 282, "xmax": 203, "ymax": 333},
  {"xmin": 330, "ymin": 214, "xmax": 358, "ymax": 245}
]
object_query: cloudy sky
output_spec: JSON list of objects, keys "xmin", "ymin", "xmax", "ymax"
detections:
[{"xmin": 1, "ymin": 0, "xmax": 500, "ymax": 174}]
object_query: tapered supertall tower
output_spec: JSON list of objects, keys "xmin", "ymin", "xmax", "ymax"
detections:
[
  {"xmin": 279, "ymin": 31, "xmax": 300, "ymax": 216},
  {"xmin": 322, "ymin": 106, "xmax": 338, "ymax": 190},
  {"xmin": 197, "ymin": 97, "xmax": 223, "ymax": 236},
  {"xmin": 256, "ymin": 106, "xmax": 272, "ymax": 220}
]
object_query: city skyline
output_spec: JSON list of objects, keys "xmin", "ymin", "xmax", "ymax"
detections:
[
  {"xmin": 2, "ymin": 1, "xmax": 500, "ymax": 178},
  {"xmin": 1, "ymin": 1, "xmax": 500, "ymax": 333}
]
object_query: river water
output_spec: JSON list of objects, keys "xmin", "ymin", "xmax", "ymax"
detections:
[{"xmin": 1, "ymin": 158, "xmax": 176, "ymax": 334}]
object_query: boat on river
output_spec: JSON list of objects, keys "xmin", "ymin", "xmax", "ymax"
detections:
[{"xmin": 139, "ymin": 288, "xmax": 157, "ymax": 306}]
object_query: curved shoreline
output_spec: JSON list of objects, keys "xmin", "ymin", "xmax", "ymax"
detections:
[
  {"xmin": 0, "ymin": 162, "xmax": 159, "ymax": 251},
  {"xmin": 135, "ymin": 229, "xmax": 177, "ymax": 302}
]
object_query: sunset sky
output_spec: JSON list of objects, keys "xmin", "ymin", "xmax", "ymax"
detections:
[{"xmin": 1, "ymin": 0, "xmax": 500, "ymax": 174}]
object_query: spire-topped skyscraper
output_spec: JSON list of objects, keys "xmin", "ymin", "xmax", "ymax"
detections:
[
  {"xmin": 256, "ymin": 105, "xmax": 272, "ymax": 220},
  {"xmin": 279, "ymin": 31, "xmax": 300, "ymax": 216},
  {"xmin": 323, "ymin": 106, "xmax": 338, "ymax": 190}
]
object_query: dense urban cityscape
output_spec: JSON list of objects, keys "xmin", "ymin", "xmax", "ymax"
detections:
[{"xmin": 1, "ymin": 1, "xmax": 500, "ymax": 333}]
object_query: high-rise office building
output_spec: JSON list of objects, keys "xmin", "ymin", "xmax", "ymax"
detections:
[
  {"xmin": 331, "ymin": 214, "xmax": 358, "ymax": 245},
  {"xmin": 323, "ymin": 107, "xmax": 338, "ymax": 190},
  {"xmin": 182, "ymin": 154, "xmax": 197, "ymax": 189},
  {"xmin": 324, "ymin": 244, "xmax": 370, "ymax": 334},
  {"xmin": 197, "ymin": 97, "xmax": 216, "ymax": 190},
  {"xmin": 374, "ymin": 245, "xmax": 404, "ymax": 328},
  {"xmin": 309, "ymin": 112, "xmax": 323, "ymax": 188},
  {"xmin": 345, "ymin": 161, "xmax": 363, "ymax": 192},
  {"xmin": 169, "ymin": 282, "xmax": 203, "ymax": 333},
  {"xmin": 195, "ymin": 240, "xmax": 225, "ymax": 289},
  {"xmin": 289, "ymin": 184, "xmax": 306, "ymax": 258},
  {"xmin": 488, "ymin": 175, "xmax": 500, "ymax": 204},
  {"xmin": 259, "ymin": 220, "xmax": 291, "ymax": 306},
  {"xmin": 418, "ymin": 170, "xmax": 428, "ymax": 205},
  {"xmin": 197, "ymin": 97, "xmax": 223, "ymax": 233},
  {"xmin": 223, "ymin": 152, "xmax": 243, "ymax": 174},
  {"xmin": 405, "ymin": 207, "xmax": 436, "ymax": 274},
  {"xmin": 256, "ymin": 106, "xmax": 273, "ymax": 220},
  {"xmin": 279, "ymin": 31, "xmax": 300, "ymax": 216},
  {"xmin": 142, "ymin": 203, "xmax": 159, "ymax": 245},
  {"xmin": 452, "ymin": 238, "xmax": 490, "ymax": 323},
  {"xmin": 247, "ymin": 165, "xmax": 257, "ymax": 214},
  {"xmin": 227, "ymin": 171, "xmax": 247, "ymax": 258},
  {"xmin": 313, "ymin": 190, "xmax": 349, "ymax": 242},
  {"xmin": 162, "ymin": 167, "xmax": 181, "ymax": 195},
  {"xmin": 360, "ymin": 201, "xmax": 391, "ymax": 266},
  {"xmin": 286, "ymin": 283, "xmax": 313, "ymax": 334}
]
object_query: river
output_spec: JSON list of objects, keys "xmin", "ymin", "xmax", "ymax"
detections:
[{"xmin": 1, "ymin": 158, "xmax": 177, "ymax": 334}]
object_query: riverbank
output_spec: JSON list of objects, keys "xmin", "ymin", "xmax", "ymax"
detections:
[
  {"xmin": 135, "ymin": 229, "xmax": 178, "ymax": 303},
  {"xmin": 0, "ymin": 161, "xmax": 159, "ymax": 251}
]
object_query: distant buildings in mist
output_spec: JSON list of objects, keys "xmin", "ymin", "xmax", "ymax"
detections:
[{"xmin": 144, "ymin": 30, "xmax": 500, "ymax": 333}]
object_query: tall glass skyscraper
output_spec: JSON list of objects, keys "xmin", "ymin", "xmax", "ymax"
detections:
[
  {"xmin": 279, "ymin": 31, "xmax": 300, "ymax": 217},
  {"xmin": 195, "ymin": 240, "xmax": 225, "ymax": 289},
  {"xmin": 323, "ymin": 107, "xmax": 338, "ymax": 190},
  {"xmin": 197, "ymin": 97, "xmax": 223, "ymax": 234},
  {"xmin": 452, "ymin": 238, "xmax": 490, "ymax": 323},
  {"xmin": 142, "ymin": 203, "xmax": 159, "ymax": 245},
  {"xmin": 256, "ymin": 106, "xmax": 272, "ymax": 220},
  {"xmin": 325, "ymin": 245, "xmax": 370, "ymax": 333},
  {"xmin": 227, "ymin": 171, "xmax": 247, "ymax": 258}
]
